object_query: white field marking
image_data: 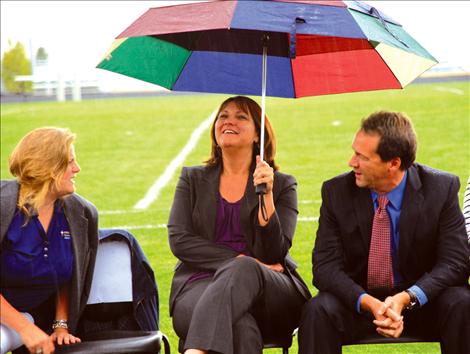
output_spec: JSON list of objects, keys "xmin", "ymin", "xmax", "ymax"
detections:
[
  {"xmin": 1, "ymin": 109, "xmax": 24, "ymax": 116},
  {"xmin": 298, "ymin": 200, "xmax": 321, "ymax": 204},
  {"xmin": 100, "ymin": 209, "xmax": 147, "ymax": 215},
  {"xmin": 298, "ymin": 216, "xmax": 319, "ymax": 222},
  {"xmin": 134, "ymin": 110, "xmax": 216, "ymax": 210},
  {"xmin": 104, "ymin": 224, "xmax": 167, "ymax": 230},
  {"xmin": 106, "ymin": 216, "xmax": 319, "ymax": 230},
  {"xmin": 434, "ymin": 86, "xmax": 464, "ymax": 95},
  {"xmin": 331, "ymin": 120, "xmax": 342, "ymax": 126},
  {"xmin": 1, "ymin": 106, "xmax": 52, "ymax": 116}
]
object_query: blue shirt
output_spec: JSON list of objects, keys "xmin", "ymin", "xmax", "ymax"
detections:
[
  {"xmin": 0, "ymin": 201, "xmax": 74, "ymax": 311},
  {"xmin": 356, "ymin": 172, "xmax": 428, "ymax": 312}
]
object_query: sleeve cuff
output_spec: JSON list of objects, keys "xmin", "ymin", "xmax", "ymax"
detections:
[
  {"xmin": 356, "ymin": 292, "xmax": 366, "ymax": 313},
  {"xmin": 408, "ymin": 285, "xmax": 428, "ymax": 306}
]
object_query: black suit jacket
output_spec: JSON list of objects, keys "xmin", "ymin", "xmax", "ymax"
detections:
[
  {"xmin": 167, "ymin": 164, "xmax": 311, "ymax": 314},
  {"xmin": 312, "ymin": 163, "xmax": 470, "ymax": 311},
  {"xmin": 0, "ymin": 180, "xmax": 99, "ymax": 333}
]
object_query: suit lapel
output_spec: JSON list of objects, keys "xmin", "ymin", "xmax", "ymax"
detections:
[
  {"xmin": 63, "ymin": 195, "xmax": 89, "ymax": 309},
  {"xmin": 353, "ymin": 182, "xmax": 375, "ymax": 251},
  {"xmin": 200, "ymin": 165, "xmax": 220, "ymax": 241},
  {"xmin": 398, "ymin": 165, "xmax": 423, "ymax": 266},
  {"xmin": 0, "ymin": 181, "xmax": 20, "ymax": 243},
  {"xmin": 241, "ymin": 168, "xmax": 259, "ymax": 247}
]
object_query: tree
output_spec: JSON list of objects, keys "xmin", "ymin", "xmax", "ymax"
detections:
[
  {"xmin": 1, "ymin": 41, "xmax": 33, "ymax": 94},
  {"xmin": 36, "ymin": 47, "xmax": 48, "ymax": 62}
]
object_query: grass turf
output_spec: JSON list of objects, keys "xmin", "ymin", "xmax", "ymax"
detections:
[{"xmin": 1, "ymin": 81, "xmax": 468, "ymax": 353}]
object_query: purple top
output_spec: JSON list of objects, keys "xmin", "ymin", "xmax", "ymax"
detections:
[
  {"xmin": 188, "ymin": 194, "xmax": 249, "ymax": 283},
  {"xmin": 214, "ymin": 194, "xmax": 249, "ymax": 254}
]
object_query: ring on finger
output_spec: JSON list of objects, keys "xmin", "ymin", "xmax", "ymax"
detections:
[{"xmin": 36, "ymin": 349, "xmax": 43, "ymax": 354}]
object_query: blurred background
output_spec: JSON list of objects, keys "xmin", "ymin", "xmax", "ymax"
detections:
[{"xmin": 1, "ymin": 1, "xmax": 469, "ymax": 101}]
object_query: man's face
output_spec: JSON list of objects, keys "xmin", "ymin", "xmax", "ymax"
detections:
[{"xmin": 348, "ymin": 129, "xmax": 391, "ymax": 192}]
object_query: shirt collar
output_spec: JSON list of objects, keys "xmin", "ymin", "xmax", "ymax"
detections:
[
  {"xmin": 29, "ymin": 199, "xmax": 65, "ymax": 217},
  {"xmin": 371, "ymin": 171, "xmax": 408, "ymax": 209}
]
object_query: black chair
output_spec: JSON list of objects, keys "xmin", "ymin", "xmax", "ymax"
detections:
[
  {"xmin": 263, "ymin": 340, "xmax": 291, "ymax": 354},
  {"xmin": 344, "ymin": 333, "xmax": 437, "ymax": 346},
  {"xmin": 178, "ymin": 330, "xmax": 293, "ymax": 353},
  {"xmin": 262, "ymin": 327, "xmax": 297, "ymax": 354},
  {"xmin": 56, "ymin": 330, "xmax": 170, "ymax": 354}
]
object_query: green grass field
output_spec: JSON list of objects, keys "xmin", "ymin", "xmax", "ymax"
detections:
[{"xmin": 1, "ymin": 81, "xmax": 469, "ymax": 353}]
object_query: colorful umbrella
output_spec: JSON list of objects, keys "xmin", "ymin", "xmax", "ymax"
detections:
[
  {"xmin": 98, "ymin": 0, "xmax": 436, "ymax": 98},
  {"xmin": 97, "ymin": 0, "xmax": 437, "ymax": 192}
]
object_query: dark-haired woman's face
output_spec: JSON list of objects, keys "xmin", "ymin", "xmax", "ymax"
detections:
[{"xmin": 215, "ymin": 102, "xmax": 259, "ymax": 151}]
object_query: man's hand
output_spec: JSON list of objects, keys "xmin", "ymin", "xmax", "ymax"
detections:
[
  {"xmin": 373, "ymin": 291, "xmax": 411, "ymax": 337},
  {"xmin": 360, "ymin": 293, "xmax": 405, "ymax": 338}
]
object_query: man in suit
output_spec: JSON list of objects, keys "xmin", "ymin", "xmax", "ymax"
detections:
[{"xmin": 298, "ymin": 111, "xmax": 470, "ymax": 354}]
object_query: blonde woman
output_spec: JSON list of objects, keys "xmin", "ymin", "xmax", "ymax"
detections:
[{"xmin": 1, "ymin": 127, "xmax": 98, "ymax": 354}]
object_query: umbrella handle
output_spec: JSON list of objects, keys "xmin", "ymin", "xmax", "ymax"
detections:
[{"xmin": 256, "ymin": 183, "xmax": 267, "ymax": 195}]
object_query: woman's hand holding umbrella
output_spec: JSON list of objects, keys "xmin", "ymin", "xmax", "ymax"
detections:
[{"xmin": 253, "ymin": 155, "xmax": 275, "ymax": 226}]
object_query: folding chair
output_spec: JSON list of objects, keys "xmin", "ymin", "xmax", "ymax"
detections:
[{"xmin": 56, "ymin": 228, "xmax": 170, "ymax": 354}]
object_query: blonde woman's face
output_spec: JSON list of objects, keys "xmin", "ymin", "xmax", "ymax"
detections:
[{"xmin": 57, "ymin": 144, "xmax": 81, "ymax": 197}]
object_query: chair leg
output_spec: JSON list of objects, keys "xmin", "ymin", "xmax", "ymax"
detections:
[
  {"xmin": 161, "ymin": 333, "xmax": 171, "ymax": 354},
  {"xmin": 283, "ymin": 347, "xmax": 288, "ymax": 354}
]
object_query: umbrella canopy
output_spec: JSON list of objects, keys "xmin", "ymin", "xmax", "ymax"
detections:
[{"xmin": 97, "ymin": 0, "xmax": 437, "ymax": 98}]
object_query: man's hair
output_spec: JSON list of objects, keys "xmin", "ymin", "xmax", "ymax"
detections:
[{"xmin": 361, "ymin": 111, "xmax": 417, "ymax": 170}]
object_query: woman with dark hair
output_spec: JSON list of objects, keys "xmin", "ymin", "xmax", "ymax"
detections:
[
  {"xmin": 1, "ymin": 127, "xmax": 98, "ymax": 354},
  {"xmin": 168, "ymin": 96, "xmax": 310, "ymax": 354}
]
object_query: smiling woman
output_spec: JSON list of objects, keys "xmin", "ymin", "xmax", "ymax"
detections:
[
  {"xmin": 0, "ymin": 127, "xmax": 98, "ymax": 354},
  {"xmin": 167, "ymin": 96, "xmax": 311, "ymax": 354}
]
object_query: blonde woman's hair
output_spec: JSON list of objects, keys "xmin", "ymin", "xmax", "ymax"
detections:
[{"xmin": 9, "ymin": 127, "xmax": 76, "ymax": 218}]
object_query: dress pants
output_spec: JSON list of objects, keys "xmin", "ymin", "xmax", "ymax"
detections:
[
  {"xmin": 172, "ymin": 256, "xmax": 306, "ymax": 354},
  {"xmin": 298, "ymin": 285, "xmax": 470, "ymax": 354}
]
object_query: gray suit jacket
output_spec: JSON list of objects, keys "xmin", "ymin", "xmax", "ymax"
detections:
[
  {"xmin": 1, "ymin": 180, "xmax": 99, "ymax": 333},
  {"xmin": 167, "ymin": 164, "xmax": 311, "ymax": 314},
  {"xmin": 313, "ymin": 163, "xmax": 470, "ymax": 310}
]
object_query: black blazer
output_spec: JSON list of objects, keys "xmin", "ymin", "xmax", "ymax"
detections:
[
  {"xmin": 0, "ymin": 180, "xmax": 99, "ymax": 333},
  {"xmin": 167, "ymin": 164, "xmax": 311, "ymax": 314},
  {"xmin": 312, "ymin": 163, "xmax": 470, "ymax": 311}
]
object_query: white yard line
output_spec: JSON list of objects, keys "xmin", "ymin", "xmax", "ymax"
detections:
[
  {"xmin": 102, "ymin": 224, "xmax": 167, "ymax": 230},
  {"xmin": 298, "ymin": 200, "xmax": 321, "ymax": 204},
  {"xmin": 298, "ymin": 216, "xmax": 319, "ymax": 222},
  {"xmin": 100, "ymin": 209, "xmax": 147, "ymax": 215},
  {"xmin": 133, "ymin": 110, "xmax": 216, "ymax": 210},
  {"xmin": 434, "ymin": 86, "xmax": 464, "ymax": 95}
]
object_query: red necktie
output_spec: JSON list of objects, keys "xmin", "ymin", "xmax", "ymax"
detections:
[{"xmin": 367, "ymin": 195, "xmax": 394, "ymax": 291}]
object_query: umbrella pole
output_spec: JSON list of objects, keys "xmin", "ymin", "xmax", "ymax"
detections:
[
  {"xmin": 260, "ymin": 44, "xmax": 267, "ymax": 162},
  {"xmin": 256, "ymin": 43, "xmax": 268, "ymax": 196}
]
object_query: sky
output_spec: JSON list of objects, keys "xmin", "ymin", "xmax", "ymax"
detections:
[{"xmin": 1, "ymin": 1, "xmax": 469, "ymax": 92}]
